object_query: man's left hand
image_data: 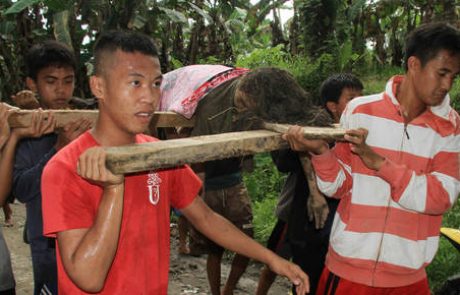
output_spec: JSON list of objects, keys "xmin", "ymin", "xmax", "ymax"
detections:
[{"xmin": 307, "ymin": 193, "xmax": 329, "ymax": 229}]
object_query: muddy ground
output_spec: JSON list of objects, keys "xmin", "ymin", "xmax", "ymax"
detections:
[{"xmin": 3, "ymin": 202, "xmax": 291, "ymax": 294}]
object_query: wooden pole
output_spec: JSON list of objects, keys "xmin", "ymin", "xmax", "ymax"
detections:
[
  {"xmin": 105, "ymin": 130, "xmax": 288, "ymax": 174},
  {"xmin": 8, "ymin": 110, "xmax": 98, "ymax": 128},
  {"xmin": 8, "ymin": 110, "xmax": 195, "ymax": 128},
  {"xmin": 105, "ymin": 125, "xmax": 345, "ymax": 174},
  {"xmin": 263, "ymin": 122, "xmax": 345, "ymax": 140}
]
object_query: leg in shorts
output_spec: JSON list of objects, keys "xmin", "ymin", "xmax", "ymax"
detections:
[{"xmin": 193, "ymin": 182, "xmax": 253, "ymax": 254}]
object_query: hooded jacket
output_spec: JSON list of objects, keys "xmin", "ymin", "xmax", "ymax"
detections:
[{"xmin": 311, "ymin": 75, "xmax": 460, "ymax": 287}]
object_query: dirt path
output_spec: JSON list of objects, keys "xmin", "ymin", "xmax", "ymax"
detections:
[
  {"xmin": 3, "ymin": 202, "xmax": 291, "ymax": 294},
  {"xmin": 2, "ymin": 202, "xmax": 33, "ymax": 294}
]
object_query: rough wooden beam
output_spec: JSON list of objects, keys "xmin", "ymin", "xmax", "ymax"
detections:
[
  {"xmin": 105, "ymin": 130, "xmax": 287, "ymax": 174},
  {"xmin": 105, "ymin": 125, "xmax": 345, "ymax": 174},
  {"xmin": 8, "ymin": 110, "xmax": 98, "ymax": 128},
  {"xmin": 263, "ymin": 122, "xmax": 345, "ymax": 140},
  {"xmin": 8, "ymin": 110, "xmax": 195, "ymax": 128}
]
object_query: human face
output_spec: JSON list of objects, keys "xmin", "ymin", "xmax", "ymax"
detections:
[
  {"xmin": 411, "ymin": 49, "xmax": 460, "ymax": 107},
  {"xmin": 337, "ymin": 87, "xmax": 362, "ymax": 117},
  {"xmin": 26, "ymin": 66, "xmax": 75, "ymax": 109},
  {"xmin": 93, "ymin": 50, "xmax": 162, "ymax": 140},
  {"xmin": 327, "ymin": 87, "xmax": 362, "ymax": 123}
]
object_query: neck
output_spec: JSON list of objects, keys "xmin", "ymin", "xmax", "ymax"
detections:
[
  {"xmin": 91, "ymin": 118, "xmax": 137, "ymax": 147},
  {"xmin": 395, "ymin": 76, "xmax": 426, "ymax": 122}
]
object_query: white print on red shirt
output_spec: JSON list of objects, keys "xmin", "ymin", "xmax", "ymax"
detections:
[{"xmin": 147, "ymin": 171, "xmax": 162, "ymax": 205}]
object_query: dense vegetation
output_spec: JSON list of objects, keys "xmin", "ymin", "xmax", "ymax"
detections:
[
  {"xmin": 1, "ymin": 0, "xmax": 459, "ymax": 293},
  {"xmin": 1, "ymin": 0, "xmax": 460, "ymax": 101}
]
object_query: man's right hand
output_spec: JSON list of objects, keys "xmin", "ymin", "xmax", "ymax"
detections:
[
  {"xmin": 267, "ymin": 255, "xmax": 310, "ymax": 294},
  {"xmin": 282, "ymin": 125, "xmax": 329, "ymax": 155},
  {"xmin": 77, "ymin": 147, "xmax": 124, "ymax": 188},
  {"xmin": 12, "ymin": 109, "xmax": 56, "ymax": 140},
  {"xmin": 55, "ymin": 119, "xmax": 92, "ymax": 150},
  {"xmin": 11, "ymin": 90, "xmax": 40, "ymax": 109}
]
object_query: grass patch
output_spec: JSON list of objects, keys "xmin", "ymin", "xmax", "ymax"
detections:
[{"xmin": 244, "ymin": 153, "xmax": 286, "ymax": 243}]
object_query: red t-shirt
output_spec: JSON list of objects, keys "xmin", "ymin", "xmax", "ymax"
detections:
[{"xmin": 42, "ymin": 131, "xmax": 201, "ymax": 294}]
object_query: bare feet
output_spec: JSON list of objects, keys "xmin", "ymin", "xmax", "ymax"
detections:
[
  {"xmin": 3, "ymin": 203, "xmax": 13, "ymax": 227},
  {"xmin": 3, "ymin": 217, "xmax": 13, "ymax": 227}
]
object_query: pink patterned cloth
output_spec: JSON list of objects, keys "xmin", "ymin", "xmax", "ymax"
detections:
[{"xmin": 159, "ymin": 65, "xmax": 249, "ymax": 118}]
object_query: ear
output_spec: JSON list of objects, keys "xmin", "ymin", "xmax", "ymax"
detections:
[
  {"xmin": 90, "ymin": 75, "xmax": 105, "ymax": 102},
  {"xmin": 407, "ymin": 56, "xmax": 421, "ymax": 72},
  {"xmin": 326, "ymin": 101, "xmax": 337, "ymax": 114},
  {"xmin": 26, "ymin": 77, "xmax": 38, "ymax": 93}
]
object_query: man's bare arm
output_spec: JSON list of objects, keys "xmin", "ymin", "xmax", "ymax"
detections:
[{"xmin": 57, "ymin": 147, "xmax": 124, "ymax": 293}]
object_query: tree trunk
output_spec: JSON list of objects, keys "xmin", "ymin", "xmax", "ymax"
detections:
[
  {"xmin": 421, "ymin": 0, "xmax": 434, "ymax": 23},
  {"xmin": 441, "ymin": 0, "xmax": 457, "ymax": 26},
  {"xmin": 289, "ymin": 1, "xmax": 300, "ymax": 55},
  {"xmin": 172, "ymin": 23, "xmax": 185, "ymax": 64},
  {"xmin": 270, "ymin": 8, "xmax": 286, "ymax": 47}
]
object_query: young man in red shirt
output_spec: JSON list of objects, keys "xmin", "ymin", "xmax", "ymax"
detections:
[{"xmin": 41, "ymin": 30, "xmax": 309, "ymax": 295}]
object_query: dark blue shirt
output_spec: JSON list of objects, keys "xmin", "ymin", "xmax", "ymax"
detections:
[{"xmin": 13, "ymin": 133, "xmax": 57, "ymax": 241}]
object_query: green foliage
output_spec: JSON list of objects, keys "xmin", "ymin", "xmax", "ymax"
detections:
[
  {"xmin": 297, "ymin": 0, "xmax": 340, "ymax": 57},
  {"xmin": 188, "ymin": 2, "xmax": 213, "ymax": 24},
  {"xmin": 359, "ymin": 66, "xmax": 402, "ymax": 95},
  {"xmin": 338, "ymin": 39, "xmax": 365, "ymax": 72},
  {"xmin": 244, "ymin": 153, "xmax": 285, "ymax": 203},
  {"xmin": 169, "ymin": 56, "xmax": 184, "ymax": 70},
  {"xmin": 159, "ymin": 7, "xmax": 188, "ymax": 23},
  {"xmin": 243, "ymin": 153, "xmax": 286, "ymax": 243},
  {"xmin": 252, "ymin": 195, "xmax": 278, "ymax": 242},
  {"xmin": 197, "ymin": 55, "xmax": 221, "ymax": 66},
  {"xmin": 296, "ymin": 53, "xmax": 337, "ymax": 103},
  {"xmin": 427, "ymin": 201, "xmax": 460, "ymax": 293},
  {"xmin": 0, "ymin": 0, "xmax": 296, "ymax": 98},
  {"xmin": 236, "ymin": 45, "xmax": 342, "ymax": 104},
  {"xmin": 449, "ymin": 79, "xmax": 460, "ymax": 112},
  {"xmin": 53, "ymin": 10, "xmax": 71, "ymax": 47},
  {"xmin": 4, "ymin": 0, "xmax": 40, "ymax": 15},
  {"xmin": 236, "ymin": 44, "xmax": 289, "ymax": 69}
]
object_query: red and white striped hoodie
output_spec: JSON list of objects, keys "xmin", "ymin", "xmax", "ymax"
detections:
[{"xmin": 311, "ymin": 75, "xmax": 460, "ymax": 287}]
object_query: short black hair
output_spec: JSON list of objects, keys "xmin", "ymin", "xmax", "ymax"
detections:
[
  {"xmin": 404, "ymin": 22, "xmax": 460, "ymax": 71},
  {"xmin": 93, "ymin": 30, "xmax": 159, "ymax": 75},
  {"xmin": 25, "ymin": 40, "xmax": 76, "ymax": 81},
  {"xmin": 320, "ymin": 73, "xmax": 363, "ymax": 107}
]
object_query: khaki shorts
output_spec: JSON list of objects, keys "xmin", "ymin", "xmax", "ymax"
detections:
[{"xmin": 190, "ymin": 182, "xmax": 253, "ymax": 254}]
